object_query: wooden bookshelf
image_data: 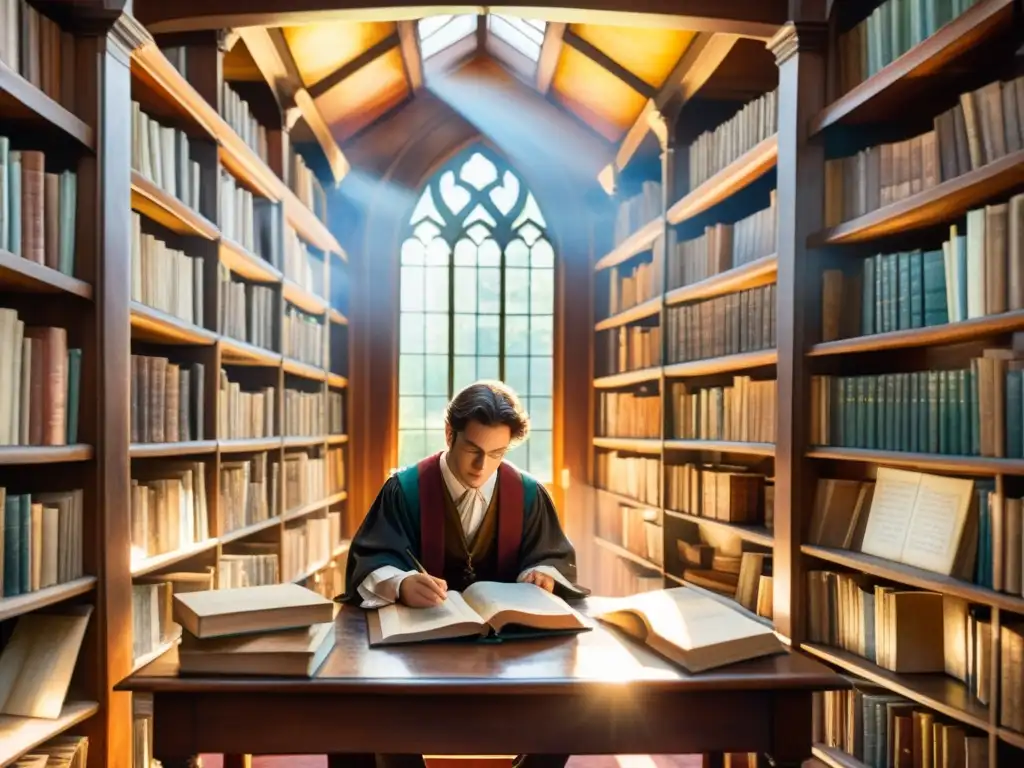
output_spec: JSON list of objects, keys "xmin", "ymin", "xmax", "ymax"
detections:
[
  {"xmin": 770, "ymin": 0, "xmax": 1024, "ymax": 765},
  {"xmin": 0, "ymin": 7, "xmax": 353, "ymax": 766},
  {"xmin": 0, "ymin": 60, "xmax": 94, "ymax": 148},
  {"xmin": 588, "ymin": 3, "xmax": 1024, "ymax": 765},
  {"xmin": 589, "ymin": 33, "xmax": 779, "ymax": 632},
  {"xmin": 665, "ymin": 135, "xmax": 778, "ymax": 225},
  {"xmin": 0, "ymin": 701, "xmax": 100, "ymax": 767}
]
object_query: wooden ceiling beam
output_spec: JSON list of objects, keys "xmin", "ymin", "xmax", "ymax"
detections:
[
  {"xmin": 134, "ymin": 0, "xmax": 786, "ymax": 39},
  {"xmin": 397, "ymin": 20, "xmax": 424, "ymax": 91},
  {"xmin": 535, "ymin": 21, "xmax": 565, "ymax": 94},
  {"xmin": 561, "ymin": 28, "xmax": 655, "ymax": 99},
  {"xmin": 237, "ymin": 27, "xmax": 351, "ymax": 183},
  {"xmin": 306, "ymin": 31, "xmax": 402, "ymax": 99},
  {"xmin": 613, "ymin": 31, "xmax": 739, "ymax": 171}
]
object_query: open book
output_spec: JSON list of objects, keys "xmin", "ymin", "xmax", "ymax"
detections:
[
  {"xmin": 592, "ymin": 586, "xmax": 784, "ymax": 673},
  {"xmin": 368, "ymin": 581, "xmax": 589, "ymax": 646},
  {"xmin": 858, "ymin": 467, "xmax": 976, "ymax": 578}
]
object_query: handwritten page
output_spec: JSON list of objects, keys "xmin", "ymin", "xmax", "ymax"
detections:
[
  {"xmin": 901, "ymin": 473, "xmax": 974, "ymax": 574},
  {"xmin": 859, "ymin": 467, "xmax": 922, "ymax": 562}
]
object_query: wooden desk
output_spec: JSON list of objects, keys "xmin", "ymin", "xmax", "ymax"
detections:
[{"xmin": 116, "ymin": 604, "xmax": 846, "ymax": 767}]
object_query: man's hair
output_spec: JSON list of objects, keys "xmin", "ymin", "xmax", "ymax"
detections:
[{"xmin": 445, "ymin": 380, "xmax": 530, "ymax": 444}]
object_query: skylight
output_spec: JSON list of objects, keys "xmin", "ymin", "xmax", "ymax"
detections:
[
  {"xmin": 487, "ymin": 14, "xmax": 546, "ymax": 62},
  {"xmin": 418, "ymin": 14, "xmax": 477, "ymax": 60}
]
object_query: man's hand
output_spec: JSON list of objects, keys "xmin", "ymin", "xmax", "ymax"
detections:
[
  {"xmin": 522, "ymin": 570, "xmax": 555, "ymax": 592},
  {"xmin": 398, "ymin": 573, "xmax": 448, "ymax": 607}
]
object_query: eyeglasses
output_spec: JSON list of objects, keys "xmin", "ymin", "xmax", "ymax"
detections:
[{"xmin": 455, "ymin": 436, "xmax": 508, "ymax": 461}]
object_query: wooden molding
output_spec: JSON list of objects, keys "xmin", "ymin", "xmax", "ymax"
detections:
[
  {"xmin": 296, "ymin": 88, "xmax": 351, "ymax": 181},
  {"xmin": 238, "ymin": 26, "xmax": 351, "ymax": 183},
  {"xmin": 397, "ymin": 20, "xmax": 424, "ymax": 91},
  {"xmin": 220, "ymin": 29, "xmax": 241, "ymax": 52},
  {"xmin": 535, "ymin": 21, "xmax": 565, "ymax": 94},
  {"xmin": 614, "ymin": 100, "xmax": 659, "ymax": 168},
  {"xmin": 135, "ymin": 0, "xmax": 788, "ymax": 38},
  {"xmin": 108, "ymin": 11, "xmax": 155, "ymax": 56},
  {"xmin": 767, "ymin": 20, "xmax": 829, "ymax": 66}
]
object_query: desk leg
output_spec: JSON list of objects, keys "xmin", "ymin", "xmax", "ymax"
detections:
[
  {"xmin": 224, "ymin": 755, "xmax": 251, "ymax": 768},
  {"xmin": 700, "ymin": 754, "xmax": 724, "ymax": 768},
  {"xmin": 765, "ymin": 691, "xmax": 813, "ymax": 768}
]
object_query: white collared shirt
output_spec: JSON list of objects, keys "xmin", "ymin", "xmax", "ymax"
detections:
[{"xmin": 355, "ymin": 452, "xmax": 573, "ymax": 607}]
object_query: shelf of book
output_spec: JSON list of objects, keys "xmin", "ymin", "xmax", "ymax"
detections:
[
  {"xmin": 592, "ymin": 367, "xmax": 661, "ymax": 389},
  {"xmin": 594, "ymin": 296, "xmax": 663, "ymax": 332},
  {"xmin": 594, "ymin": 535, "xmax": 662, "ymax": 572},
  {"xmin": 812, "ymin": 147, "xmax": 1024, "ymax": 246},
  {"xmin": 665, "ymin": 134, "xmax": 778, "ymax": 225},
  {"xmin": 0, "ymin": 701, "xmax": 100, "ymax": 767},
  {"xmin": 783, "ymin": 0, "xmax": 1024, "ymax": 764},
  {"xmin": 0, "ymin": 60, "xmax": 94, "ymax": 149},
  {"xmin": 130, "ymin": 302, "xmax": 219, "ymax": 346},
  {"xmin": 663, "ymin": 254, "xmax": 777, "ymax": 306},
  {"xmin": 807, "ymin": 308, "xmax": 1024, "ymax": 357},
  {"xmin": 130, "ymin": 45, "xmax": 343, "ymax": 258},
  {"xmin": 806, "ymin": 448, "xmax": 1024, "ymax": 476},
  {"xmin": 0, "ymin": 445, "xmax": 94, "ymax": 464},
  {"xmin": 219, "ymin": 237, "xmax": 284, "ymax": 283},
  {"xmin": 0, "ymin": 577, "xmax": 98, "ymax": 623},
  {"xmin": 0, "ymin": 5, "xmax": 354, "ymax": 763},
  {"xmin": 809, "ymin": 0, "xmax": 1014, "ymax": 133},
  {"xmin": 589, "ymin": 42, "xmax": 779, "ymax": 635},
  {"xmin": 802, "ymin": 643, "xmax": 990, "ymax": 731},
  {"xmin": 0, "ymin": 249, "xmax": 93, "ymax": 299},
  {"xmin": 803, "ymin": 544, "xmax": 1024, "ymax": 614},
  {"xmin": 665, "ymin": 510, "xmax": 774, "ymax": 548},
  {"xmin": 593, "ymin": 216, "xmax": 664, "ymax": 272},
  {"xmin": 663, "ymin": 349, "xmax": 778, "ymax": 378},
  {"xmin": 130, "ymin": 170, "xmax": 219, "ymax": 240}
]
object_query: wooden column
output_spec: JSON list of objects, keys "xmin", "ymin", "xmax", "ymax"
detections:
[
  {"xmin": 767, "ymin": 14, "xmax": 828, "ymax": 645},
  {"xmin": 75, "ymin": 10, "xmax": 151, "ymax": 768}
]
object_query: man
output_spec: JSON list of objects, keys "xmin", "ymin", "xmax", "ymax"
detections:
[{"xmin": 329, "ymin": 380, "xmax": 586, "ymax": 768}]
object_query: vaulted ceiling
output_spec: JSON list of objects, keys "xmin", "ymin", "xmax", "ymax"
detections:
[{"xmin": 139, "ymin": 2, "xmax": 786, "ymax": 185}]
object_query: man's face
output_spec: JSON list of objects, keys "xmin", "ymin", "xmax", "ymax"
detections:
[{"xmin": 445, "ymin": 420, "xmax": 512, "ymax": 488}]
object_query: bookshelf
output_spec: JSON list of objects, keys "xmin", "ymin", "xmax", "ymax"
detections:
[
  {"xmin": 0, "ymin": 5, "xmax": 351, "ymax": 767},
  {"xmin": 591, "ymin": 35, "xmax": 780, "ymax": 619},
  {"xmin": 589, "ymin": 0, "xmax": 1024, "ymax": 765}
]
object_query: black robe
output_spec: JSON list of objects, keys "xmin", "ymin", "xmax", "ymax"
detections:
[{"xmin": 339, "ymin": 472, "xmax": 588, "ymax": 603}]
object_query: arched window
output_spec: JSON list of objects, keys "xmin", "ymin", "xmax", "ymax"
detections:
[{"xmin": 397, "ymin": 145, "xmax": 555, "ymax": 481}]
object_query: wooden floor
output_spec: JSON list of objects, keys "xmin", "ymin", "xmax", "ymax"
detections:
[{"xmin": 198, "ymin": 755, "xmax": 703, "ymax": 768}]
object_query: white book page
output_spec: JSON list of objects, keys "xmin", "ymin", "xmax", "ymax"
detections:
[
  {"xmin": 377, "ymin": 592, "xmax": 483, "ymax": 640},
  {"xmin": 900, "ymin": 473, "xmax": 974, "ymax": 574},
  {"xmin": 596, "ymin": 588, "xmax": 771, "ymax": 649},
  {"xmin": 859, "ymin": 467, "xmax": 922, "ymax": 562},
  {"xmin": 462, "ymin": 581, "xmax": 575, "ymax": 624}
]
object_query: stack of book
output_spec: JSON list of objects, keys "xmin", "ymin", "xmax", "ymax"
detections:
[{"xmin": 171, "ymin": 583, "xmax": 338, "ymax": 677}]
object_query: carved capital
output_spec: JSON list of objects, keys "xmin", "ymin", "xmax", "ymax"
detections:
[
  {"xmin": 111, "ymin": 12, "xmax": 154, "ymax": 53},
  {"xmin": 218, "ymin": 29, "xmax": 239, "ymax": 53},
  {"xmin": 767, "ymin": 21, "xmax": 828, "ymax": 66},
  {"xmin": 647, "ymin": 108, "xmax": 669, "ymax": 153},
  {"xmin": 284, "ymin": 105, "xmax": 303, "ymax": 131}
]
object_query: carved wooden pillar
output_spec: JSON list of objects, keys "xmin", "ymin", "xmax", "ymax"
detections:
[
  {"xmin": 767, "ymin": 16, "xmax": 828, "ymax": 648},
  {"xmin": 73, "ymin": 10, "xmax": 150, "ymax": 767}
]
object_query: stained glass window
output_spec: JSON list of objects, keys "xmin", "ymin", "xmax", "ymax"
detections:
[{"xmin": 398, "ymin": 146, "xmax": 555, "ymax": 481}]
